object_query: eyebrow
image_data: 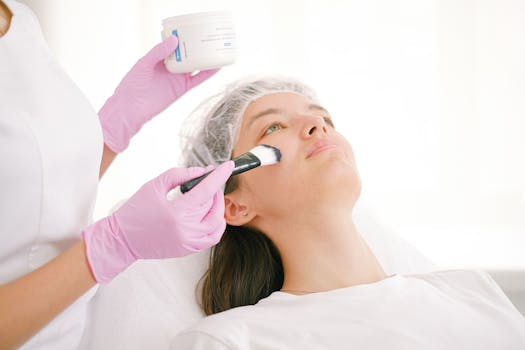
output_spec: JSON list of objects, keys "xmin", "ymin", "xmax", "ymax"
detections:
[
  {"xmin": 246, "ymin": 104, "xmax": 331, "ymax": 130},
  {"xmin": 308, "ymin": 104, "xmax": 330, "ymax": 115},
  {"xmin": 246, "ymin": 108, "xmax": 284, "ymax": 130}
]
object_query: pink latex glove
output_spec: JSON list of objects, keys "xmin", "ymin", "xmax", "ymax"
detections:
[
  {"xmin": 99, "ymin": 35, "xmax": 219, "ymax": 153},
  {"xmin": 81, "ymin": 161, "xmax": 234, "ymax": 284}
]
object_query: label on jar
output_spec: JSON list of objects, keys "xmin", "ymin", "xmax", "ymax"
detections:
[{"xmin": 171, "ymin": 29, "xmax": 182, "ymax": 62}]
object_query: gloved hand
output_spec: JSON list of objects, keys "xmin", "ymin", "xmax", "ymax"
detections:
[
  {"xmin": 81, "ymin": 161, "xmax": 234, "ymax": 284},
  {"xmin": 99, "ymin": 35, "xmax": 219, "ymax": 153}
]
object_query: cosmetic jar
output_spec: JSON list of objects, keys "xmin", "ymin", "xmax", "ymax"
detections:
[{"xmin": 161, "ymin": 11, "xmax": 237, "ymax": 73}]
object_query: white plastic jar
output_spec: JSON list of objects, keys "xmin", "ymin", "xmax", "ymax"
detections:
[{"xmin": 161, "ymin": 11, "xmax": 237, "ymax": 73}]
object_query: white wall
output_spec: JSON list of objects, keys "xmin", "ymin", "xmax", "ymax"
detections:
[{"xmin": 21, "ymin": 0, "xmax": 525, "ymax": 271}]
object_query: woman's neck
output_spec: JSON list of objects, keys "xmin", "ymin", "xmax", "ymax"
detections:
[
  {"xmin": 0, "ymin": 0, "xmax": 12, "ymax": 37},
  {"xmin": 274, "ymin": 208, "xmax": 388, "ymax": 294}
]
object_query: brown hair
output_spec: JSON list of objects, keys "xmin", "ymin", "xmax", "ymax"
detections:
[{"xmin": 198, "ymin": 176, "xmax": 284, "ymax": 315}]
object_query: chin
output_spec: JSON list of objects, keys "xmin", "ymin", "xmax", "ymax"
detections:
[
  {"xmin": 308, "ymin": 164, "xmax": 361, "ymax": 203},
  {"xmin": 319, "ymin": 153, "xmax": 358, "ymax": 177}
]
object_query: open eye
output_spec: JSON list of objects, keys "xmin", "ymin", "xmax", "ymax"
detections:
[
  {"xmin": 322, "ymin": 116, "xmax": 335, "ymax": 128},
  {"xmin": 263, "ymin": 123, "xmax": 282, "ymax": 137}
]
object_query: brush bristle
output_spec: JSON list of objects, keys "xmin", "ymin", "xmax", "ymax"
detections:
[{"xmin": 249, "ymin": 144, "xmax": 281, "ymax": 166}]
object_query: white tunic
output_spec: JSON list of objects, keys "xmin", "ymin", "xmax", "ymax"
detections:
[
  {"xmin": 171, "ymin": 270, "xmax": 525, "ymax": 349},
  {"xmin": 0, "ymin": 0, "xmax": 102, "ymax": 348}
]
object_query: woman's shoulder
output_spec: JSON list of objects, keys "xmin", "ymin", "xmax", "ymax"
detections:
[
  {"xmin": 407, "ymin": 268, "xmax": 512, "ymax": 302},
  {"xmin": 189, "ymin": 302, "xmax": 265, "ymax": 330},
  {"xmin": 408, "ymin": 268, "xmax": 493, "ymax": 284},
  {"xmin": 174, "ymin": 292, "xmax": 289, "ymax": 343},
  {"xmin": 172, "ymin": 303, "xmax": 265, "ymax": 349}
]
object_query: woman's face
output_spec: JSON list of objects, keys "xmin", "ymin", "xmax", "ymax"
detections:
[{"xmin": 224, "ymin": 92, "xmax": 361, "ymax": 230}]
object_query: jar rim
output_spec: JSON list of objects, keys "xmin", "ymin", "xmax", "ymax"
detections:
[{"xmin": 162, "ymin": 11, "xmax": 232, "ymax": 26}]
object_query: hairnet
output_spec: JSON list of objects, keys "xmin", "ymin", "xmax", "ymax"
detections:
[{"xmin": 179, "ymin": 77, "xmax": 319, "ymax": 167}]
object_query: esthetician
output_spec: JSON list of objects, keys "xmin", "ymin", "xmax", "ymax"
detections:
[{"xmin": 0, "ymin": 1, "xmax": 234, "ymax": 349}]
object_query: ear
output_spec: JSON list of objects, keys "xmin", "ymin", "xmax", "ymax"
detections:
[{"xmin": 224, "ymin": 194, "xmax": 256, "ymax": 226}]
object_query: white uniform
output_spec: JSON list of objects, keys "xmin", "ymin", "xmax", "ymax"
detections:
[
  {"xmin": 171, "ymin": 270, "xmax": 525, "ymax": 350},
  {"xmin": 0, "ymin": 0, "xmax": 102, "ymax": 348}
]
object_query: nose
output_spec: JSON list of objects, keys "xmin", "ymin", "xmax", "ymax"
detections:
[{"xmin": 301, "ymin": 116, "xmax": 328, "ymax": 139}]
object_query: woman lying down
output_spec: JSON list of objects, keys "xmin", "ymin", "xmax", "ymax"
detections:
[{"xmin": 170, "ymin": 78, "xmax": 525, "ymax": 349}]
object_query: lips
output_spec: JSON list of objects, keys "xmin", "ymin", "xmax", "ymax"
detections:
[{"xmin": 306, "ymin": 140, "xmax": 339, "ymax": 158}]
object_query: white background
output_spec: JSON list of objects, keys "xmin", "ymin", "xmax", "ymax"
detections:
[{"xmin": 21, "ymin": 0, "xmax": 525, "ymax": 271}]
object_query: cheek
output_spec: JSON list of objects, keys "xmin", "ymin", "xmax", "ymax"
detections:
[
  {"xmin": 232, "ymin": 133, "xmax": 301, "ymax": 210},
  {"xmin": 249, "ymin": 134, "xmax": 300, "ymax": 186},
  {"xmin": 261, "ymin": 132, "xmax": 297, "ymax": 161},
  {"xmin": 244, "ymin": 160, "xmax": 291, "ymax": 195},
  {"xmin": 335, "ymin": 134, "xmax": 356, "ymax": 165},
  {"xmin": 239, "ymin": 153, "xmax": 298, "ymax": 213}
]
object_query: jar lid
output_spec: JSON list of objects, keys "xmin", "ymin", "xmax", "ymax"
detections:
[{"xmin": 162, "ymin": 11, "xmax": 232, "ymax": 27}]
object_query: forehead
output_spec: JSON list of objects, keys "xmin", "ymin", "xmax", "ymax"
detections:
[{"xmin": 243, "ymin": 92, "xmax": 312, "ymax": 118}]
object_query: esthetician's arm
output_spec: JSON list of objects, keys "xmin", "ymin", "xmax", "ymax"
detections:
[
  {"xmin": 96, "ymin": 35, "xmax": 218, "ymax": 178},
  {"xmin": 99, "ymin": 143, "xmax": 117, "ymax": 178},
  {"xmin": 0, "ymin": 162, "xmax": 233, "ymax": 350},
  {"xmin": 0, "ymin": 242, "xmax": 96, "ymax": 350}
]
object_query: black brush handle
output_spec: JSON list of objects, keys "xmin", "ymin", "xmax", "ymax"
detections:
[{"xmin": 180, "ymin": 153, "xmax": 261, "ymax": 194}]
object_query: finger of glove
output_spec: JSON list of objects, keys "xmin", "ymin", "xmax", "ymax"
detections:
[
  {"xmin": 200, "ymin": 191, "xmax": 225, "ymax": 225},
  {"xmin": 157, "ymin": 166, "xmax": 208, "ymax": 193},
  {"xmin": 202, "ymin": 218, "xmax": 227, "ymax": 245},
  {"xmin": 183, "ymin": 161, "xmax": 234, "ymax": 205},
  {"xmin": 185, "ymin": 225, "xmax": 225, "ymax": 250},
  {"xmin": 183, "ymin": 219, "xmax": 226, "ymax": 248},
  {"xmin": 187, "ymin": 68, "xmax": 220, "ymax": 89},
  {"xmin": 178, "ymin": 209, "xmax": 225, "ymax": 244},
  {"xmin": 180, "ymin": 243, "xmax": 201, "ymax": 254},
  {"xmin": 144, "ymin": 35, "xmax": 179, "ymax": 64}
]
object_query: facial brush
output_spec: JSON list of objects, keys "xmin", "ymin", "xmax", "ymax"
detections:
[{"xmin": 167, "ymin": 144, "xmax": 281, "ymax": 200}]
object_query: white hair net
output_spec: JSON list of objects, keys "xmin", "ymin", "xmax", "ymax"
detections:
[{"xmin": 179, "ymin": 77, "xmax": 319, "ymax": 167}]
